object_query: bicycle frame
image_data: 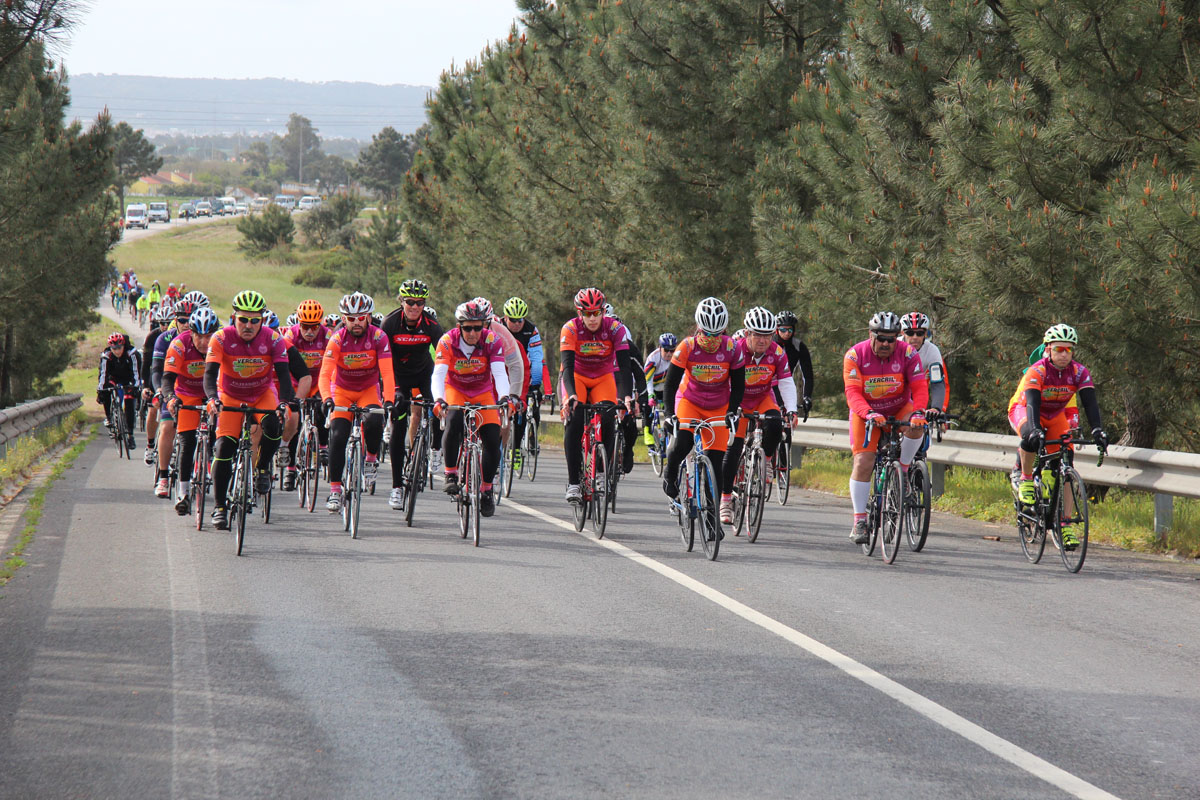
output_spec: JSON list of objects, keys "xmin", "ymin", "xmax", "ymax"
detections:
[{"xmin": 445, "ymin": 403, "xmax": 505, "ymax": 546}]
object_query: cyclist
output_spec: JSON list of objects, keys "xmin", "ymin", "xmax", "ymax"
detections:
[
  {"xmin": 901, "ymin": 311, "xmax": 949, "ymax": 418},
  {"xmin": 1008, "ymin": 324, "xmax": 1109, "ymax": 547},
  {"xmin": 147, "ymin": 280, "xmax": 163, "ymax": 311},
  {"xmin": 163, "ymin": 307, "xmax": 220, "ymax": 515},
  {"xmin": 773, "ymin": 310, "xmax": 814, "ymax": 414},
  {"xmin": 502, "ymin": 296, "xmax": 543, "ymax": 473},
  {"xmin": 721, "ymin": 307, "xmax": 795, "ymax": 524},
  {"xmin": 642, "ymin": 333, "xmax": 676, "ymax": 447},
  {"xmin": 473, "ymin": 296, "xmax": 525, "ymax": 402},
  {"xmin": 97, "ymin": 332, "xmax": 140, "ymax": 450},
  {"xmin": 263, "ymin": 310, "xmax": 315, "ymax": 485},
  {"xmin": 605, "ymin": 303, "xmax": 646, "ymax": 474},
  {"xmin": 181, "ymin": 290, "xmax": 210, "ymax": 309},
  {"xmin": 559, "ymin": 287, "xmax": 633, "ymax": 505},
  {"xmin": 140, "ymin": 304, "xmax": 172, "ymax": 466},
  {"xmin": 432, "ymin": 300, "xmax": 516, "ymax": 517},
  {"xmin": 203, "ymin": 290, "xmax": 294, "ymax": 531},
  {"xmin": 323, "ymin": 313, "xmax": 342, "ymax": 331},
  {"xmin": 281, "ymin": 299, "xmax": 329, "ymax": 491},
  {"xmin": 149, "ymin": 300, "xmax": 198, "ymax": 497},
  {"xmin": 380, "ymin": 279, "xmax": 444, "ymax": 509},
  {"xmin": 661, "ymin": 298, "xmax": 745, "ymax": 529},
  {"xmin": 165, "ymin": 282, "xmax": 180, "ymax": 304},
  {"xmin": 843, "ymin": 311, "xmax": 929, "ymax": 544},
  {"xmin": 135, "ymin": 286, "xmax": 151, "ymax": 324},
  {"xmin": 320, "ymin": 292, "xmax": 395, "ymax": 513}
]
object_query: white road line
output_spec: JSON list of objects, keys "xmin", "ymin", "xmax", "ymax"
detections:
[{"xmin": 507, "ymin": 499, "xmax": 1123, "ymax": 800}]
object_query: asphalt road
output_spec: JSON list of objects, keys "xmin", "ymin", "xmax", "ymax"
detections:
[{"xmin": 1, "ymin": 424, "xmax": 1198, "ymax": 799}]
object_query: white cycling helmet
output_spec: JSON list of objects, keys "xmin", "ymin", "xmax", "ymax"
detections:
[
  {"xmin": 470, "ymin": 296, "xmax": 494, "ymax": 322},
  {"xmin": 694, "ymin": 297, "xmax": 729, "ymax": 335},
  {"xmin": 869, "ymin": 311, "xmax": 902, "ymax": 334},
  {"xmin": 181, "ymin": 290, "xmax": 209, "ymax": 308},
  {"xmin": 339, "ymin": 291, "xmax": 375, "ymax": 315},
  {"xmin": 743, "ymin": 306, "xmax": 775, "ymax": 335}
]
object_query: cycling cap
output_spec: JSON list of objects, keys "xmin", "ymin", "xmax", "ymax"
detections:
[
  {"xmin": 296, "ymin": 299, "xmax": 324, "ymax": 325},
  {"xmin": 285, "ymin": 313, "xmax": 299, "ymax": 327},
  {"xmin": 869, "ymin": 311, "xmax": 902, "ymax": 333},
  {"xmin": 503, "ymin": 296, "xmax": 529, "ymax": 320},
  {"xmin": 658, "ymin": 332, "xmax": 678, "ymax": 349},
  {"xmin": 181, "ymin": 290, "xmax": 209, "ymax": 308},
  {"xmin": 262, "ymin": 310, "xmax": 280, "ymax": 330},
  {"xmin": 107, "ymin": 332, "xmax": 126, "ymax": 346},
  {"xmin": 743, "ymin": 306, "xmax": 775, "ymax": 335},
  {"xmin": 574, "ymin": 287, "xmax": 605, "ymax": 312},
  {"xmin": 189, "ymin": 308, "xmax": 220, "ymax": 335},
  {"xmin": 232, "ymin": 290, "xmax": 267, "ymax": 313},
  {"xmin": 1043, "ymin": 323, "xmax": 1078, "ymax": 345},
  {"xmin": 455, "ymin": 300, "xmax": 490, "ymax": 323},
  {"xmin": 695, "ymin": 297, "xmax": 729, "ymax": 335},
  {"xmin": 397, "ymin": 279, "xmax": 430, "ymax": 299},
  {"xmin": 775, "ymin": 310, "xmax": 798, "ymax": 328},
  {"xmin": 902, "ymin": 312, "xmax": 930, "ymax": 331},
  {"xmin": 471, "ymin": 297, "xmax": 494, "ymax": 321},
  {"xmin": 339, "ymin": 291, "xmax": 375, "ymax": 315}
]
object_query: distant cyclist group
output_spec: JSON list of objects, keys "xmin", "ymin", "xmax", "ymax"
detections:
[{"xmin": 97, "ymin": 275, "xmax": 1109, "ymax": 568}]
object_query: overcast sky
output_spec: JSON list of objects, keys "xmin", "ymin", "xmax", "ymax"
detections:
[{"xmin": 63, "ymin": 0, "xmax": 523, "ymax": 86}]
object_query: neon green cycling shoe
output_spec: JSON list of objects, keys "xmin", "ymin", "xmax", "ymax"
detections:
[
  {"xmin": 1018, "ymin": 480, "xmax": 1037, "ymax": 505},
  {"xmin": 643, "ymin": 429, "xmax": 654, "ymax": 446},
  {"xmin": 1061, "ymin": 528, "xmax": 1079, "ymax": 550}
]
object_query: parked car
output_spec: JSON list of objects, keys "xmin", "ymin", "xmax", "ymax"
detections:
[
  {"xmin": 298, "ymin": 195, "xmax": 322, "ymax": 211},
  {"xmin": 147, "ymin": 201, "xmax": 170, "ymax": 223},
  {"xmin": 249, "ymin": 197, "xmax": 269, "ymax": 213},
  {"xmin": 195, "ymin": 201, "xmax": 212, "ymax": 217},
  {"xmin": 124, "ymin": 203, "xmax": 149, "ymax": 230},
  {"xmin": 178, "ymin": 202, "xmax": 196, "ymax": 220},
  {"xmin": 273, "ymin": 194, "xmax": 297, "ymax": 212},
  {"xmin": 235, "ymin": 203, "xmax": 248, "ymax": 215}
]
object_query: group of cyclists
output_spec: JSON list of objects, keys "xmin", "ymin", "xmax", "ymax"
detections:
[
  {"xmin": 96, "ymin": 275, "xmax": 1109, "ymax": 554},
  {"xmin": 109, "ymin": 271, "xmax": 186, "ymax": 327}
]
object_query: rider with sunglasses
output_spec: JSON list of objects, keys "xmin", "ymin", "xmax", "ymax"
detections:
[
  {"xmin": 281, "ymin": 299, "xmax": 330, "ymax": 490},
  {"xmin": 203, "ymin": 290, "xmax": 295, "ymax": 530},
  {"xmin": 900, "ymin": 311, "xmax": 949, "ymax": 418},
  {"xmin": 842, "ymin": 311, "xmax": 930, "ymax": 545},
  {"xmin": 381, "ymin": 279, "xmax": 445, "ymax": 509},
  {"xmin": 772, "ymin": 310, "xmax": 814, "ymax": 414},
  {"xmin": 320, "ymin": 292, "xmax": 396, "ymax": 512},
  {"xmin": 1008, "ymin": 324, "xmax": 1108, "ymax": 514}
]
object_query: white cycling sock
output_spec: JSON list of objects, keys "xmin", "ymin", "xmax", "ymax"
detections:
[
  {"xmin": 900, "ymin": 435, "xmax": 922, "ymax": 466},
  {"xmin": 850, "ymin": 479, "xmax": 870, "ymax": 514},
  {"xmin": 178, "ymin": 480, "xmax": 189, "ymax": 501}
]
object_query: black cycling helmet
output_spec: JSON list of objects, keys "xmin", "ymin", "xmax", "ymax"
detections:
[{"xmin": 775, "ymin": 310, "xmax": 798, "ymax": 328}]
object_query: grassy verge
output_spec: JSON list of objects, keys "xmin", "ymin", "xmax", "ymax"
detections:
[
  {"xmin": 0, "ymin": 411, "xmax": 88, "ymax": 485},
  {"xmin": 113, "ymin": 219, "xmax": 345, "ymax": 314},
  {"xmin": 0, "ymin": 424, "xmax": 95, "ymax": 585},
  {"xmin": 793, "ymin": 448, "xmax": 1200, "ymax": 558},
  {"xmin": 58, "ymin": 320, "xmax": 113, "ymax": 420}
]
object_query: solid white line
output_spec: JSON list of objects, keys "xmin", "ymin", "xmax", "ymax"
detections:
[{"xmin": 506, "ymin": 499, "xmax": 1122, "ymax": 800}]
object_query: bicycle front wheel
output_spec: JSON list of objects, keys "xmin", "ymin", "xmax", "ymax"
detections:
[
  {"xmin": 504, "ymin": 440, "xmax": 516, "ymax": 497},
  {"xmin": 696, "ymin": 454, "xmax": 720, "ymax": 560},
  {"xmin": 677, "ymin": 461, "xmax": 695, "ymax": 552},
  {"xmin": 746, "ymin": 450, "xmax": 768, "ymax": 543},
  {"xmin": 906, "ymin": 461, "xmax": 932, "ymax": 552},
  {"xmin": 191, "ymin": 437, "xmax": 208, "ymax": 531},
  {"xmin": 343, "ymin": 443, "xmax": 358, "ymax": 534},
  {"xmin": 650, "ymin": 422, "xmax": 664, "ymax": 476},
  {"xmin": 775, "ymin": 440, "xmax": 791, "ymax": 505},
  {"xmin": 730, "ymin": 460, "xmax": 748, "ymax": 538},
  {"xmin": 881, "ymin": 462, "xmax": 905, "ymax": 564},
  {"xmin": 469, "ymin": 446, "xmax": 482, "ymax": 547},
  {"xmin": 305, "ymin": 431, "xmax": 319, "ymax": 512},
  {"xmin": 1055, "ymin": 466, "xmax": 1089, "ymax": 573},
  {"xmin": 591, "ymin": 444, "xmax": 609, "ymax": 539},
  {"xmin": 525, "ymin": 417, "xmax": 539, "ymax": 481}
]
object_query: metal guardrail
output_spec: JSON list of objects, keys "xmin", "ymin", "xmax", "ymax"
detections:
[
  {"xmin": 0, "ymin": 395, "xmax": 83, "ymax": 459},
  {"xmin": 791, "ymin": 418, "xmax": 1200, "ymax": 537}
]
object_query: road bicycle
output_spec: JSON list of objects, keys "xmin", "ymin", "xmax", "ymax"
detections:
[
  {"xmin": 445, "ymin": 403, "xmax": 505, "ymax": 546},
  {"xmin": 647, "ymin": 400, "xmax": 671, "ymax": 477},
  {"xmin": 1012, "ymin": 431, "xmax": 1105, "ymax": 573},
  {"xmin": 177, "ymin": 404, "xmax": 213, "ymax": 530},
  {"xmin": 859, "ymin": 417, "xmax": 917, "ymax": 565},
  {"xmin": 903, "ymin": 411, "xmax": 959, "ymax": 552},
  {"xmin": 105, "ymin": 385, "xmax": 135, "ymax": 459},
  {"xmin": 398, "ymin": 400, "xmax": 435, "ymax": 527},
  {"xmin": 768, "ymin": 404, "xmax": 807, "ymax": 506},
  {"xmin": 504, "ymin": 391, "xmax": 541, "ymax": 494},
  {"xmin": 225, "ymin": 404, "xmax": 283, "ymax": 556},
  {"xmin": 567, "ymin": 401, "xmax": 615, "ymax": 538},
  {"xmin": 606, "ymin": 402, "xmax": 635, "ymax": 514},
  {"xmin": 667, "ymin": 416, "xmax": 726, "ymax": 561},
  {"xmin": 294, "ymin": 397, "xmax": 322, "ymax": 512},
  {"xmin": 330, "ymin": 404, "xmax": 387, "ymax": 540},
  {"xmin": 730, "ymin": 411, "xmax": 774, "ymax": 542}
]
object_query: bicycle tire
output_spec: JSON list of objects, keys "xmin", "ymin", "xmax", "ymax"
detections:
[
  {"xmin": 696, "ymin": 454, "xmax": 720, "ymax": 560},
  {"xmin": 504, "ymin": 439, "xmax": 516, "ymax": 497},
  {"xmin": 906, "ymin": 461, "xmax": 932, "ymax": 552},
  {"xmin": 526, "ymin": 417, "xmax": 539, "ymax": 481},
  {"xmin": 677, "ymin": 459, "xmax": 696, "ymax": 552},
  {"xmin": 746, "ymin": 449, "xmax": 768, "ymax": 543},
  {"xmin": 571, "ymin": 482, "xmax": 587, "ymax": 531},
  {"xmin": 650, "ymin": 431, "xmax": 663, "ymax": 476},
  {"xmin": 457, "ymin": 448, "xmax": 470, "ymax": 539},
  {"xmin": 1055, "ymin": 466, "xmax": 1089, "ymax": 573},
  {"xmin": 305, "ymin": 431, "xmax": 319, "ymax": 512},
  {"xmin": 863, "ymin": 469, "xmax": 881, "ymax": 557},
  {"xmin": 591, "ymin": 444, "xmax": 609, "ymax": 539},
  {"xmin": 881, "ymin": 462, "xmax": 905, "ymax": 564},
  {"xmin": 494, "ymin": 440, "xmax": 507, "ymax": 506},
  {"xmin": 775, "ymin": 440, "xmax": 790, "ymax": 505},
  {"xmin": 404, "ymin": 425, "xmax": 426, "ymax": 527},
  {"xmin": 234, "ymin": 450, "xmax": 250, "ymax": 556},
  {"xmin": 345, "ymin": 441, "xmax": 360, "ymax": 537},
  {"xmin": 351, "ymin": 464, "xmax": 363, "ymax": 540},
  {"xmin": 261, "ymin": 479, "xmax": 272, "ymax": 524},
  {"xmin": 730, "ymin": 458, "xmax": 748, "ymax": 537},
  {"xmin": 469, "ymin": 446, "xmax": 482, "ymax": 547},
  {"xmin": 609, "ymin": 426, "xmax": 624, "ymax": 514},
  {"xmin": 192, "ymin": 436, "xmax": 207, "ymax": 531}
]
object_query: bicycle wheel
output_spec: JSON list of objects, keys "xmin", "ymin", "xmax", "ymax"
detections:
[
  {"xmin": 730, "ymin": 458, "xmax": 748, "ymax": 538},
  {"xmin": 1054, "ymin": 466, "xmax": 1089, "ymax": 573},
  {"xmin": 261, "ymin": 476, "xmax": 272, "ymax": 524},
  {"xmin": 457, "ymin": 449, "xmax": 470, "ymax": 539},
  {"xmin": 350, "ymin": 464, "xmax": 363, "ymax": 540},
  {"xmin": 863, "ymin": 474, "xmax": 881, "ymax": 557},
  {"xmin": 494, "ymin": 441, "xmax": 507, "ymax": 506},
  {"xmin": 746, "ymin": 450, "xmax": 768, "ymax": 543},
  {"xmin": 343, "ymin": 442, "xmax": 357, "ymax": 533},
  {"xmin": 469, "ymin": 446, "xmax": 482, "ymax": 547},
  {"xmin": 234, "ymin": 451, "xmax": 250, "ymax": 556},
  {"xmin": 881, "ymin": 462, "xmax": 905, "ymax": 564},
  {"xmin": 906, "ymin": 461, "xmax": 932, "ymax": 552},
  {"xmin": 305, "ymin": 431, "xmax": 319, "ymax": 512},
  {"xmin": 504, "ymin": 438, "xmax": 516, "ymax": 497},
  {"xmin": 609, "ymin": 426, "xmax": 624, "ymax": 514},
  {"xmin": 525, "ymin": 417, "xmax": 539, "ymax": 481},
  {"xmin": 678, "ymin": 460, "xmax": 695, "ymax": 552},
  {"xmin": 591, "ymin": 444, "xmax": 608, "ymax": 539},
  {"xmin": 404, "ymin": 427, "xmax": 425, "ymax": 528},
  {"xmin": 696, "ymin": 454, "xmax": 720, "ymax": 560},
  {"xmin": 775, "ymin": 440, "xmax": 791, "ymax": 505},
  {"xmin": 571, "ymin": 478, "xmax": 587, "ymax": 532},
  {"xmin": 191, "ymin": 436, "xmax": 207, "ymax": 531},
  {"xmin": 649, "ymin": 426, "xmax": 664, "ymax": 476}
]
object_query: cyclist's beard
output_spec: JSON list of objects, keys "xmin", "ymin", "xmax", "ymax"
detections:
[{"xmin": 696, "ymin": 333, "xmax": 721, "ymax": 353}]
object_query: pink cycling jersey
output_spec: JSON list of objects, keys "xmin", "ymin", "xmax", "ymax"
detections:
[
  {"xmin": 1008, "ymin": 357, "xmax": 1093, "ymax": 419},
  {"xmin": 435, "ymin": 327, "xmax": 506, "ymax": 396},
  {"xmin": 321, "ymin": 325, "xmax": 392, "ymax": 392},
  {"xmin": 206, "ymin": 325, "xmax": 289, "ymax": 403},
  {"xmin": 842, "ymin": 339, "xmax": 928, "ymax": 417},
  {"xmin": 672, "ymin": 334, "xmax": 745, "ymax": 409},
  {"xmin": 283, "ymin": 323, "xmax": 329, "ymax": 383},
  {"xmin": 559, "ymin": 316, "xmax": 629, "ymax": 379},
  {"xmin": 738, "ymin": 340, "xmax": 791, "ymax": 408}
]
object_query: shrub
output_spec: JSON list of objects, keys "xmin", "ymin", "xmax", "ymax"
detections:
[
  {"xmin": 236, "ymin": 204, "xmax": 295, "ymax": 257},
  {"xmin": 299, "ymin": 194, "xmax": 363, "ymax": 250}
]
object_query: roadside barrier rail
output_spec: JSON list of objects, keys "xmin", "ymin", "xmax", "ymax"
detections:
[
  {"xmin": 0, "ymin": 395, "xmax": 83, "ymax": 459},
  {"xmin": 790, "ymin": 418, "xmax": 1200, "ymax": 537}
]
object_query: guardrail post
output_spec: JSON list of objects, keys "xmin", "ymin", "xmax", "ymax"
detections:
[
  {"xmin": 931, "ymin": 463, "xmax": 946, "ymax": 497},
  {"xmin": 790, "ymin": 443, "xmax": 805, "ymax": 472},
  {"xmin": 1154, "ymin": 494, "xmax": 1174, "ymax": 542}
]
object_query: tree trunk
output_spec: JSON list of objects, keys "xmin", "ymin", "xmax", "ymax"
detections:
[
  {"xmin": 1119, "ymin": 387, "xmax": 1158, "ymax": 449},
  {"xmin": 0, "ymin": 325, "xmax": 12, "ymax": 405}
]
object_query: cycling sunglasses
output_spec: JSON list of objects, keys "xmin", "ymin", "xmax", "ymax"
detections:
[
  {"xmin": 343, "ymin": 314, "xmax": 370, "ymax": 324},
  {"xmin": 874, "ymin": 335, "xmax": 898, "ymax": 344},
  {"xmin": 904, "ymin": 329, "xmax": 927, "ymax": 337},
  {"xmin": 235, "ymin": 315, "xmax": 262, "ymax": 325},
  {"xmin": 460, "ymin": 324, "xmax": 485, "ymax": 333}
]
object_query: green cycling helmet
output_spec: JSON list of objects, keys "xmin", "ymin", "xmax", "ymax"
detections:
[
  {"xmin": 503, "ymin": 296, "xmax": 529, "ymax": 320},
  {"xmin": 1042, "ymin": 323, "xmax": 1078, "ymax": 345},
  {"xmin": 231, "ymin": 289, "xmax": 267, "ymax": 313},
  {"xmin": 397, "ymin": 279, "xmax": 430, "ymax": 299}
]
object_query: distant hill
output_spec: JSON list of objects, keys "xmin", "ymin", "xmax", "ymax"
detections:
[{"xmin": 65, "ymin": 74, "xmax": 433, "ymax": 140}]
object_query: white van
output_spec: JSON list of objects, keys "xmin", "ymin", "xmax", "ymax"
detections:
[
  {"xmin": 124, "ymin": 203, "xmax": 149, "ymax": 230},
  {"xmin": 273, "ymin": 195, "xmax": 297, "ymax": 212},
  {"xmin": 147, "ymin": 201, "xmax": 170, "ymax": 223},
  {"xmin": 298, "ymin": 195, "xmax": 322, "ymax": 211},
  {"xmin": 218, "ymin": 197, "xmax": 238, "ymax": 216}
]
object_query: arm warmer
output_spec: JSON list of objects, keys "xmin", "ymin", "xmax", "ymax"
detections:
[
  {"xmin": 796, "ymin": 342, "xmax": 814, "ymax": 400},
  {"xmin": 561, "ymin": 351, "xmax": 577, "ymax": 397},
  {"xmin": 664, "ymin": 363, "xmax": 685, "ymax": 414},
  {"xmin": 1078, "ymin": 387, "xmax": 1102, "ymax": 431},
  {"xmin": 432, "ymin": 363, "xmax": 449, "ymax": 402},
  {"xmin": 1024, "ymin": 388, "xmax": 1042, "ymax": 426},
  {"xmin": 274, "ymin": 363, "xmax": 295, "ymax": 403},
  {"xmin": 491, "ymin": 360, "xmax": 511, "ymax": 398},
  {"xmin": 776, "ymin": 372, "xmax": 798, "ymax": 413},
  {"xmin": 615, "ymin": 349, "xmax": 633, "ymax": 398},
  {"xmin": 203, "ymin": 362, "xmax": 220, "ymax": 400},
  {"xmin": 728, "ymin": 367, "xmax": 746, "ymax": 412}
]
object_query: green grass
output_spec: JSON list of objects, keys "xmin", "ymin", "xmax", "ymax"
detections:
[
  {"xmin": 58, "ymin": 320, "xmax": 114, "ymax": 420},
  {"xmin": 0, "ymin": 425, "xmax": 95, "ymax": 586},
  {"xmin": 793, "ymin": 448, "xmax": 1200, "ymax": 558},
  {"xmin": 0, "ymin": 412, "xmax": 87, "ymax": 485},
  {"xmin": 113, "ymin": 220, "xmax": 346, "ymax": 316}
]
